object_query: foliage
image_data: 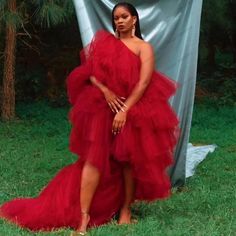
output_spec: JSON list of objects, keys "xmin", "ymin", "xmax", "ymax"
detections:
[
  {"xmin": 31, "ymin": 0, "xmax": 74, "ymax": 28},
  {"xmin": 197, "ymin": 0, "xmax": 236, "ymax": 105},
  {"xmin": 15, "ymin": 66, "xmax": 46, "ymax": 101},
  {"xmin": 197, "ymin": 63, "xmax": 236, "ymax": 106},
  {"xmin": 0, "ymin": 0, "xmax": 74, "ymax": 28},
  {"xmin": 201, "ymin": 0, "xmax": 228, "ymax": 33},
  {"xmin": 0, "ymin": 102, "xmax": 235, "ymax": 235},
  {"xmin": 0, "ymin": 1, "xmax": 24, "ymax": 29},
  {"xmin": 200, "ymin": 0, "xmax": 234, "ymax": 49},
  {"xmin": 0, "ymin": 0, "xmax": 76, "ymax": 120},
  {"xmin": 1, "ymin": 0, "xmax": 236, "ymax": 106},
  {"xmin": 199, "ymin": 0, "xmax": 236, "ymax": 70}
]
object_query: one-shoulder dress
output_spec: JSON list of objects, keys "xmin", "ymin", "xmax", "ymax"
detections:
[{"xmin": 0, "ymin": 30, "xmax": 179, "ymax": 231}]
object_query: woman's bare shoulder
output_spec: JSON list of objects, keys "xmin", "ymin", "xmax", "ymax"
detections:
[
  {"xmin": 139, "ymin": 40, "xmax": 153, "ymax": 52},
  {"xmin": 135, "ymin": 39, "xmax": 154, "ymax": 58}
]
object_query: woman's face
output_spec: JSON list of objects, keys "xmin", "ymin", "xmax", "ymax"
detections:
[{"xmin": 113, "ymin": 6, "xmax": 136, "ymax": 33}]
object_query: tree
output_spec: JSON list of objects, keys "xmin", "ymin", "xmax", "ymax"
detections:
[
  {"xmin": 228, "ymin": 0, "xmax": 236, "ymax": 62},
  {"xmin": 200, "ymin": 0, "xmax": 236, "ymax": 67},
  {"xmin": 0, "ymin": 0, "xmax": 74, "ymax": 121},
  {"xmin": 1, "ymin": 0, "xmax": 19, "ymax": 120},
  {"xmin": 201, "ymin": 0, "xmax": 229, "ymax": 67}
]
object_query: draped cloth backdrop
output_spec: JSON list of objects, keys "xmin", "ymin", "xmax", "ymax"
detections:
[{"xmin": 72, "ymin": 0, "xmax": 203, "ymax": 186}]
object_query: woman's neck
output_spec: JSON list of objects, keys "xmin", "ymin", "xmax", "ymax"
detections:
[{"xmin": 119, "ymin": 31, "xmax": 132, "ymax": 39}]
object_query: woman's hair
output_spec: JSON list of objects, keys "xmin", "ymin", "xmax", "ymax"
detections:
[{"xmin": 112, "ymin": 2, "xmax": 143, "ymax": 40}]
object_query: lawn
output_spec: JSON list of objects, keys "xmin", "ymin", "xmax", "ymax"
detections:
[{"xmin": 0, "ymin": 101, "xmax": 235, "ymax": 236}]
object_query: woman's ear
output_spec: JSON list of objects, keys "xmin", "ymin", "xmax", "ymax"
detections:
[{"xmin": 133, "ymin": 16, "xmax": 137, "ymax": 25}]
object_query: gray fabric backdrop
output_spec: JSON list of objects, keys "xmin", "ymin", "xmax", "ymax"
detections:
[{"xmin": 72, "ymin": 0, "xmax": 203, "ymax": 186}]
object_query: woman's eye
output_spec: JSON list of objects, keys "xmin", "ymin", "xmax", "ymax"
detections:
[{"xmin": 114, "ymin": 15, "xmax": 128, "ymax": 21}]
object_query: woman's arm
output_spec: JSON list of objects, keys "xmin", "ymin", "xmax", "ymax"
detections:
[
  {"xmin": 90, "ymin": 76, "xmax": 126, "ymax": 113},
  {"xmin": 90, "ymin": 76, "xmax": 107, "ymax": 93},
  {"xmin": 123, "ymin": 42, "xmax": 155, "ymax": 111},
  {"xmin": 112, "ymin": 42, "xmax": 155, "ymax": 134}
]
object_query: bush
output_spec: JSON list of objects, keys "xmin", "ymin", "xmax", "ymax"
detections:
[
  {"xmin": 15, "ymin": 66, "xmax": 46, "ymax": 101},
  {"xmin": 197, "ymin": 63, "xmax": 236, "ymax": 106}
]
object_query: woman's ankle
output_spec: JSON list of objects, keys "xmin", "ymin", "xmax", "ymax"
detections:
[
  {"xmin": 118, "ymin": 207, "xmax": 132, "ymax": 224},
  {"xmin": 76, "ymin": 211, "xmax": 90, "ymax": 232},
  {"xmin": 120, "ymin": 206, "xmax": 131, "ymax": 213}
]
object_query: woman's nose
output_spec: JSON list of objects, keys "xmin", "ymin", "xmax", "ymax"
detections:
[{"xmin": 117, "ymin": 19, "xmax": 123, "ymax": 24}]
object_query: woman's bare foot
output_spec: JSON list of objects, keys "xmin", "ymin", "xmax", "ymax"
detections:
[{"xmin": 118, "ymin": 207, "xmax": 132, "ymax": 224}]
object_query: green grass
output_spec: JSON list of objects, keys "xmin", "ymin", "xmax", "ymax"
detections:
[{"xmin": 0, "ymin": 101, "xmax": 235, "ymax": 236}]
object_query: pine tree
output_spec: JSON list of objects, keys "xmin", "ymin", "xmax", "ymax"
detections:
[
  {"xmin": 0, "ymin": 0, "xmax": 74, "ymax": 121},
  {"xmin": 1, "ymin": 0, "xmax": 19, "ymax": 120}
]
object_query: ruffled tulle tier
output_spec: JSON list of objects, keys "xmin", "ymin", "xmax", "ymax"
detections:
[
  {"xmin": 67, "ymin": 30, "xmax": 180, "ymax": 198},
  {"xmin": 0, "ymin": 160, "xmax": 124, "ymax": 231},
  {"xmin": 0, "ymin": 30, "xmax": 179, "ymax": 231}
]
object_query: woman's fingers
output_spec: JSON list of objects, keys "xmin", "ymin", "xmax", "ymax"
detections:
[
  {"xmin": 117, "ymin": 121, "xmax": 124, "ymax": 132},
  {"xmin": 112, "ymin": 118, "xmax": 119, "ymax": 134},
  {"xmin": 108, "ymin": 103, "xmax": 116, "ymax": 113},
  {"xmin": 109, "ymin": 101, "xmax": 118, "ymax": 113},
  {"xmin": 107, "ymin": 95, "xmax": 126, "ymax": 113},
  {"xmin": 116, "ymin": 97, "xmax": 126, "ymax": 107},
  {"xmin": 112, "ymin": 120, "xmax": 125, "ymax": 134},
  {"xmin": 113, "ymin": 100, "xmax": 123, "ymax": 110},
  {"xmin": 108, "ymin": 101, "xmax": 121, "ymax": 113}
]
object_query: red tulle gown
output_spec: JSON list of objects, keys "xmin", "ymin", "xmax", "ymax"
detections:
[{"xmin": 0, "ymin": 30, "xmax": 179, "ymax": 231}]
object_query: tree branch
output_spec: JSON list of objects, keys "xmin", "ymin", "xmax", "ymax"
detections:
[{"xmin": 18, "ymin": 38, "xmax": 40, "ymax": 55}]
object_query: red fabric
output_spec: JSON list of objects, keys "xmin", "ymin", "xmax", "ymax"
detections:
[{"xmin": 0, "ymin": 30, "xmax": 180, "ymax": 231}]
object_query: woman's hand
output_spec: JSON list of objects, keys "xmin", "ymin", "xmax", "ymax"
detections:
[
  {"xmin": 90, "ymin": 76, "xmax": 126, "ymax": 113},
  {"xmin": 103, "ymin": 87, "xmax": 126, "ymax": 113},
  {"xmin": 112, "ymin": 110, "xmax": 127, "ymax": 135}
]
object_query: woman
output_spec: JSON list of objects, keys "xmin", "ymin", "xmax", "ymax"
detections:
[{"xmin": 0, "ymin": 2, "xmax": 179, "ymax": 235}]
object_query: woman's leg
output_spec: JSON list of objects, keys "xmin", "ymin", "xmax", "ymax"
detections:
[
  {"xmin": 118, "ymin": 164, "xmax": 135, "ymax": 224},
  {"xmin": 77, "ymin": 163, "xmax": 100, "ymax": 232}
]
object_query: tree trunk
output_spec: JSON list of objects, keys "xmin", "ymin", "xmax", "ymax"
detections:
[{"xmin": 1, "ymin": 0, "xmax": 17, "ymax": 121}]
